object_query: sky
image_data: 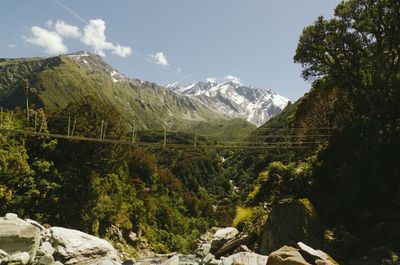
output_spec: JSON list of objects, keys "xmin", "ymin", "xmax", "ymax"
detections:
[{"xmin": 0, "ymin": 0, "xmax": 342, "ymax": 100}]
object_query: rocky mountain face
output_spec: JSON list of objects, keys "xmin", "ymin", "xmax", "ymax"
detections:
[
  {"xmin": 166, "ymin": 79, "xmax": 289, "ymax": 127},
  {"xmin": 0, "ymin": 52, "xmax": 255, "ymax": 135}
]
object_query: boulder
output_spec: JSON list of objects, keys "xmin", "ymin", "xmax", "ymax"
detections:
[
  {"xmin": 267, "ymin": 246, "xmax": 310, "ymax": 265},
  {"xmin": 50, "ymin": 227, "xmax": 120, "ymax": 264},
  {"xmin": 8, "ymin": 251, "xmax": 31, "ymax": 265},
  {"xmin": 221, "ymin": 252, "xmax": 268, "ymax": 265},
  {"xmin": 36, "ymin": 254, "xmax": 55, "ymax": 265},
  {"xmin": 297, "ymin": 242, "xmax": 338, "ymax": 265},
  {"xmin": 161, "ymin": 255, "xmax": 179, "ymax": 265},
  {"xmin": 260, "ymin": 198, "xmax": 321, "ymax": 254},
  {"xmin": 37, "ymin": 241, "xmax": 56, "ymax": 257},
  {"xmin": 214, "ymin": 233, "xmax": 256, "ymax": 258},
  {"xmin": 0, "ymin": 248, "xmax": 9, "ymax": 264},
  {"xmin": 210, "ymin": 228, "xmax": 239, "ymax": 254},
  {"xmin": 0, "ymin": 213, "xmax": 41, "ymax": 263}
]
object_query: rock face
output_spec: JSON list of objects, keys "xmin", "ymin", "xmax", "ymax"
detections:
[
  {"xmin": 0, "ymin": 213, "xmax": 124, "ymax": 265},
  {"xmin": 260, "ymin": 198, "xmax": 322, "ymax": 254},
  {"xmin": 266, "ymin": 244, "xmax": 338, "ymax": 265},
  {"xmin": 220, "ymin": 252, "xmax": 268, "ymax": 265},
  {"xmin": 50, "ymin": 227, "xmax": 120, "ymax": 264},
  {"xmin": 0, "ymin": 214, "xmax": 41, "ymax": 263},
  {"xmin": 267, "ymin": 246, "xmax": 310, "ymax": 265}
]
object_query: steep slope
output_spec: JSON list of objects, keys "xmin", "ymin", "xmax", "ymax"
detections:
[
  {"xmin": 167, "ymin": 79, "xmax": 289, "ymax": 126},
  {"xmin": 0, "ymin": 52, "xmax": 255, "ymax": 136}
]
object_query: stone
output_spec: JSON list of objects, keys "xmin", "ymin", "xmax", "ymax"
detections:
[
  {"xmin": 37, "ymin": 242, "xmax": 56, "ymax": 257},
  {"xmin": 203, "ymin": 253, "xmax": 216, "ymax": 264},
  {"xmin": 0, "ymin": 215, "xmax": 41, "ymax": 263},
  {"xmin": 36, "ymin": 254, "xmax": 55, "ymax": 265},
  {"xmin": 26, "ymin": 219, "xmax": 46, "ymax": 231},
  {"xmin": 211, "ymin": 228, "xmax": 239, "ymax": 254},
  {"xmin": 214, "ymin": 234, "xmax": 256, "ymax": 258},
  {"xmin": 162, "ymin": 255, "xmax": 179, "ymax": 265},
  {"xmin": 297, "ymin": 242, "xmax": 338, "ymax": 265},
  {"xmin": 5, "ymin": 213, "xmax": 18, "ymax": 221},
  {"xmin": 128, "ymin": 232, "xmax": 137, "ymax": 243},
  {"xmin": 214, "ymin": 228, "xmax": 239, "ymax": 241},
  {"xmin": 0, "ymin": 248, "xmax": 9, "ymax": 264},
  {"xmin": 8, "ymin": 251, "xmax": 31, "ymax": 265},
  {"xmin": 260, "ymin": 198, "xmax": 321, "ymax": 254},
  {"xmin": 267, "ymin": 246, "xmax": 310, "ymax": 265},
  {"xmin": 50, "ymin": 227, "xmax": 120, "ymax": 264},
  {"xmin": 196, "ymin": 242, "xmax": 212, "ymax": 258},
  {"xmin": 234, "ymin": 245, "xmax": 251, "ymax": 253},
  {"xmin": 221, "ymin": 252, "xmax": 268, "ymax": 265}
]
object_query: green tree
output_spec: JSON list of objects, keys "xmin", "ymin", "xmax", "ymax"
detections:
[{"xmin": 294, "ymin": 0, "xmax": 400, "ymax": 122}]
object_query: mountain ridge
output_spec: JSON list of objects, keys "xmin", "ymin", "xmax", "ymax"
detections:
[
  {"xmin": 166, "ymin": 78, "xmax": 289, "ymax": 126},
  {"xmin": 0, "ymin": 52, "xmax": 256, "ymax": 138}
]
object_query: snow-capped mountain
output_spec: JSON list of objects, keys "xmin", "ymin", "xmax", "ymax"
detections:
[{"xmin": 166, "ymin": 78, "xmax": 290, "ymax": 126}]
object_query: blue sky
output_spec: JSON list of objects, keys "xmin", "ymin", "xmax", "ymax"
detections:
[{"xmin": 0, "ymin": 0, "xmax": 342, "ymax": 100}]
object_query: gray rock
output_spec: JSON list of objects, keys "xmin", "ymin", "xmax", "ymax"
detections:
[
  {"xmin": 5, "ymin": 213, "xmax": 18, "ymax": 221},
  {"xmin": 26, "ymin": 219, "xmax": 46, "ymax": 231},
  {"xmin": 121, "ymin": 260, "xmax": 134, "ymax": 265},
  {"xmin": 260, "ymin": 198, "xmax": 321, "ymax": 255},
  {"xmin": 161, "ymin": 255, "xmax": 179, "ymax": 265},
  {"xmin": 210, "ymin": 228, "xmax": 239, "ymax": 254},
  {"xmin": 267, "ymin": 246, "xmax": 310, "ymax": 265},
  {"xmin": 0, "ymin": 248, "xmax": 9, "ymax": 264},
  {"xmin": 36, "ymin": 254, "xmax": 55, "ymax": 265},
  {"xmin": 203, "ymin": 253, "xmax": 215, "ymax": 264},
  {"xmin": 0, "ymin": 214, "xmax": 41, "ymax": 263},
  {"xmin": 221, "ymin": 252, "xmax": 268, "ymax": 265},
  {"xmin": 234, "ymin": 245, "xmax": 251, "ymax": 253},
  {"xmin": 297, "ymin": 242, "xmax": 338, "ymax": 265},
  {"xmin": 9, "ymin": 251, "xmax": 31, "ymax": 265},
  {"xmin": 50, "ymin": 227, "xmax": 120, "ymax": 264},
  {"xmin": 37, "ymin": 241, "xmax": 56, "ymax": 257}
]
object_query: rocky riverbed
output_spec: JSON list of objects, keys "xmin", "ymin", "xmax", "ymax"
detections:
[{"xmin": 0, "ymin": 198, "xmax": 340, "ymax": 264}]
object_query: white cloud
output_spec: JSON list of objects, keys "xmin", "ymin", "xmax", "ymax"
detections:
[
  {"xmin": 177, "ymin": 67, "xmax": 182, "ymax": 73},
  {"xmin": 54, "ymin": 20, "xmax": 81, "ymax": 38},
  {"xmin": 8, "ymin": 44, "xmax": 16, "ymax": 48},
  {"xmin": 81, "ymin": 19, "xmax": 131, "ymax": 57},
  {"xmin": 25, "ymin": 26, "xmax": 68, "ymax": 55},
  {"xmin": 150, "ymin": 52, "xmax": 169, "ymax": 66},
  {"xmin": 224, "ymin": 75, "xmax": 242, "ymax": 85}
]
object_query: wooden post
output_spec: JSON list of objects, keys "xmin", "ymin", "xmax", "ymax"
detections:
[
  {"xmin": 100, "ymin": 120, "xmax": 104, "ymax": 140},
  {"xmin": 163, "ymin": 125, "xmax": 167, "ymax": 149},
  {"xmin": 67, "ymin": 116, "xmax": 71, "ymax": 137},
  {"xmin": 194, "ymin": 129, "xmax": 198, "ymax": 149},
  {"xmin": 34, "ymin": 112, "xmax": 38, "ymax": 133},
  {"xmin": 71, "ymin": 118, "xmax": 77, "ymax": 137},
  {"xmin": 8, "ymin": 111, "xmax": 13, "ymax": 128},
  {"xmin": 102, "ymin": 121, "xmax": 107, "ymax": 140}
]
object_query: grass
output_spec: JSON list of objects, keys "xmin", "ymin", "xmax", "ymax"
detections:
[{"xmin": 232, "ymin": 206, "xmax": 253, "ymax": 227}]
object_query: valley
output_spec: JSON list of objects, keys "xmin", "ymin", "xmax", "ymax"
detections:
[{"xmin": 1, "ymin": 0, "xmax": 400, "ymax": 265}]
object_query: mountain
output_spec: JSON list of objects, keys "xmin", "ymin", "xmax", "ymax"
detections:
[
  {"xmin": 166, "ymin": 78, "xmax": 289, "ymax": 126},
  {"xmin": 0, "ymin": 52, "xmax": 255, "ymax": 137}
]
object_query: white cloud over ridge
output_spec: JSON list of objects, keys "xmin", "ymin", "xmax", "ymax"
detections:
[
  {"xmin": 81, "ymin": 19, "xmax": 131, "ymax": 57},
  {"xmin": 25, "ymin": 26, "xmax": 68, "ymax": 55},
  {"xmin": 150, "ymin": 52, "xmax": 169, "ymax": 66},
  {"xmin": 25, "ymin": 19, "xmax": 131, "ymax": 58},
  {"xmin": 54, "ymin": 20, "xmax": 81, "ymax": 38}
]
